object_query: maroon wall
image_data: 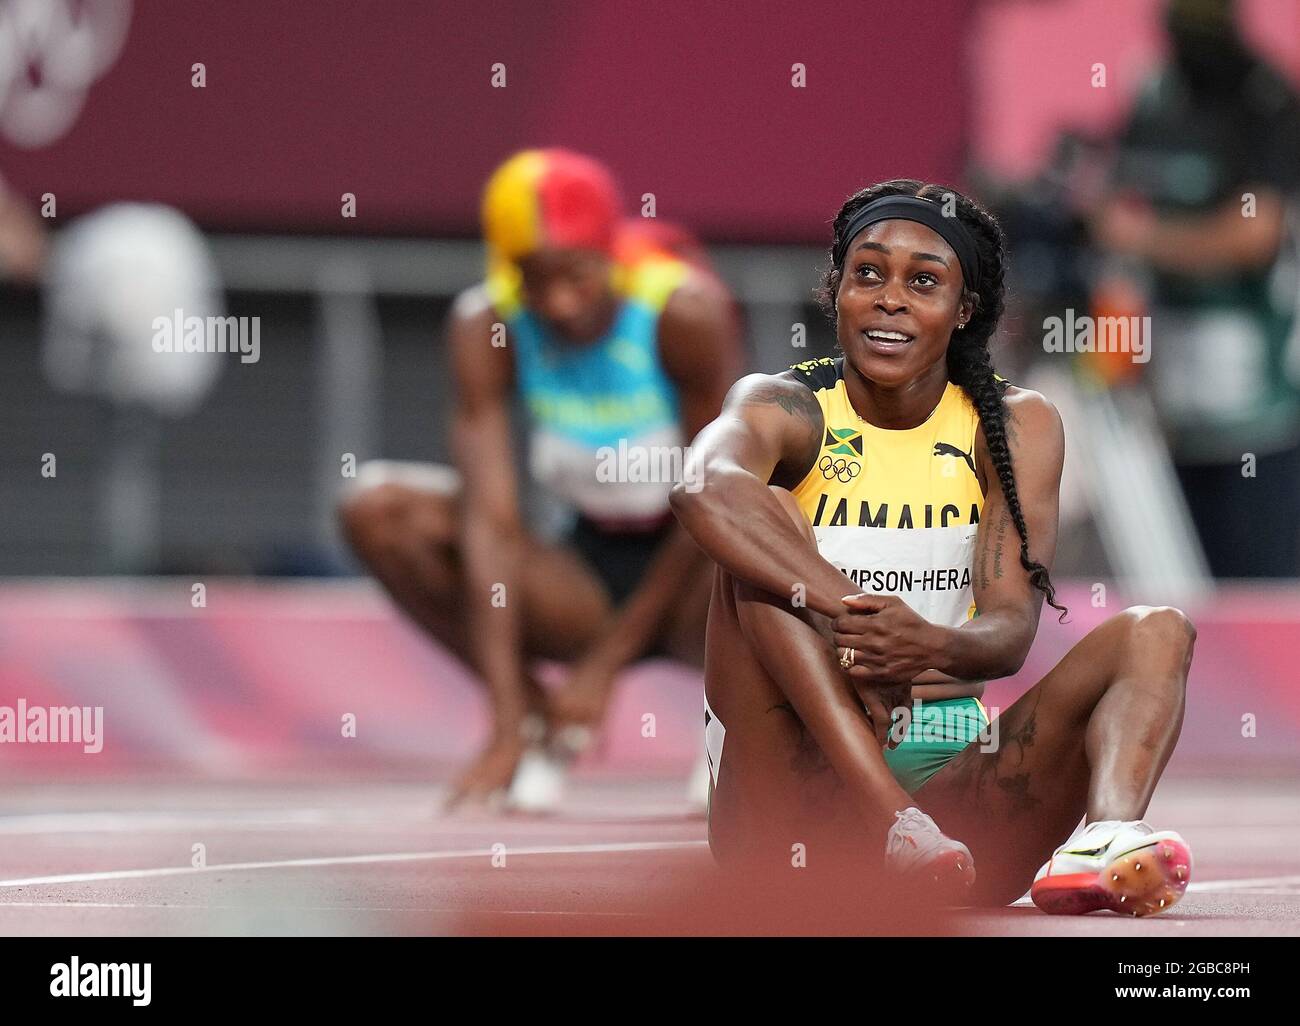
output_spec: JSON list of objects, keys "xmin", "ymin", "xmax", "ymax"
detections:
[{"xmin": 0, "ymin": 0, "xmax": 973, "ymax": 242}]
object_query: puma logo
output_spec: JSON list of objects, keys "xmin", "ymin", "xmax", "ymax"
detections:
[{"xmin": 933, "ymin": 441, "xmax": 976, "ymax": 477}]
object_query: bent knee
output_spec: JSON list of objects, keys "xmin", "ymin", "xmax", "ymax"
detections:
[
  {"xmin": 768, "ymin": 486, "xmax": 816, "ymax": 547},
  {"xmin": 337, "ymin": 483, "xmax": 419, "ymax": 551},
  {"xmin": 1119, "ymin": 604, "xmax": 1197, "ymax": 652}
]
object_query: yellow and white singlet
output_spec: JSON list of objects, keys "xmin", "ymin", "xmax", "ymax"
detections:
[
  {"xmin": 787, "ymin": 356, "xmax": 985, "ymax": 629},
  {"xmin": 702, "ymin": 356, "xmax": 989, "ymax": 794}
]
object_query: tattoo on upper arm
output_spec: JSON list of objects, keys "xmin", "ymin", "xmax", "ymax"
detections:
[
  {"xmin": 741, "ymin": 381, "xmax": 822, "ymax": 430},
  {"xmin": 738, "ymin": 380, "xmax": 823, "ymax": 485}
]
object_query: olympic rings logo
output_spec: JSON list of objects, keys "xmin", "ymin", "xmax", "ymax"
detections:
[{"xmin": 819, "ymin": 455, "xmax": 860, "ymax": 483}]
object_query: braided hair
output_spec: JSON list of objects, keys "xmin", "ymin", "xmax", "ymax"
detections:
[{"xmin": 816, "ymin": 179, "xmax": 1067, "ymax": 620}]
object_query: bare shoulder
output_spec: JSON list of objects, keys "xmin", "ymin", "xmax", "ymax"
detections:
[
  {"xmin": 706, "ymin": 370, "xmax": 823, "ymax": 488},
  {"xmin": 447, "ymin": 284, "xmax": 512, "ymax": 397},
  {"xmin": 972, "ymin": 383, "xmax": 1064, "ymax": 497},
  {"xmin": 725, "ymin": 370, "xmax": 822, "ymax": 428},
  {"xmin": 1002, "ymin": 383, "xmax": 1057, "ymax": 416},
  {"xmin": 658, "ymin": 270, "xmax": 740, "ymax": 386},
  {"xmin": 448, "ymin": 284, "xmax": 496, "ymax": 328},
  {"xmin": 447, "ymin": 283, "xmax": 505, "ymax": 351},
  {"xmin": 1001, "ymin": 385, "xmax": 1064, "ymax": 454},
  {"xmin": 972, "ymin": 384, "xmax": 1066, "ymax": 510},
  {"xmin": 660, "ymin": 268, "xmax": 732, "ymax": 326}
]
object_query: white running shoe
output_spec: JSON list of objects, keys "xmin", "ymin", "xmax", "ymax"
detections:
[
  {"xmin": 502, "ymin": 718, "xmax": 593, "ymax": 814},
  {"xmin": 504, "ymin": 746, "xmax": 568, "ymax": 813},
  {"xmin": 1031, "ymin": 819, "xmax": 1192, "ymax": 917},
  {"xmin": 884, "ymin": 806, "xmax": 976, "ymax": 890}
]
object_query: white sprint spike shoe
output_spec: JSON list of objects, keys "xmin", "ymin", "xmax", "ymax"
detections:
[
  {"xmin": 884, "ymin": 806, "xmax": 977, "ymax": 892},
  {"xmin": 1031, "ymin": 819, "xmax": 1192, "ymax": 917}
]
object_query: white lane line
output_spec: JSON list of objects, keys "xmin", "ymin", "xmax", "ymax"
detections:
[
  {"xmin": 0, "ymin": 810, "xmax": 375, "ymax": 834},
  {"xmin": 1188, "ymin": 874, "xmax": 1300, "ymax": 892},
  {"xmin": 1200, "ymin": 889, "xmax": 1300, "ymax": 896},
  {"xmin": 0, "ymin": 807, "xmax": 703, "ymax": 834},
  {"xmin": 0, "ymin": 839, "xmax": 709, "ymax": 889},
  {"xmin": 0, "ymin": 902, "xmax": 639, "ymax": 916}
]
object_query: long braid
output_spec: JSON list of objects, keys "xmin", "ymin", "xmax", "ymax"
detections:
[{"xmin": 817, "ymin": 180, "xmax": 1068, "ymax": 620}]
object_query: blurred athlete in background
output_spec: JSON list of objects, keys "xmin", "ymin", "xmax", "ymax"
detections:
[{"xmin": 341, "ymin": 149, "xmax": 741, "ymax": 810}]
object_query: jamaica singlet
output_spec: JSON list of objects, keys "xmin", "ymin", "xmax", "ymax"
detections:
[
  {"xmin": 701, "ymin": 356, "xmax": 994, "ymax": 801},
  {"xmin": 787, "ymin": 356, "xmax": 986, "ymax": 629}
]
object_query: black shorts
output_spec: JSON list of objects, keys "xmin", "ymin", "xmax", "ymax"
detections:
[{"xmin": 567, "ymin": 513, "xmax": 674, "ymax": 606}]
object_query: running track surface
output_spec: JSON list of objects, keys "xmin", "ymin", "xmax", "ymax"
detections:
[{"xmin": 0, "ymin": 771, "xmax": 1297, "ymax": 936}]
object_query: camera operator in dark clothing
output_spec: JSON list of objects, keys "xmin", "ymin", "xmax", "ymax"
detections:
[{"xmin": 1094, "ymin": 0, "xmax": 1300, "ymax": 578}]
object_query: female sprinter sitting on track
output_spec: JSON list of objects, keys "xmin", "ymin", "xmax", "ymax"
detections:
[{"xmin": 670, "ymin": 181, "xmax": 1198, "ymax": 915}]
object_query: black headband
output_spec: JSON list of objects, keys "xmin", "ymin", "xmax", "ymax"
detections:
[{"xmin": 832, "ymin": 195, "xmax": 981, "ymax": 291}]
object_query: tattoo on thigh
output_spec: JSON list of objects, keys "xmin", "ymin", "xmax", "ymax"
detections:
[
  {"xmin": 994, "ymin": 773, "xmax": 1038, "ymax": 817},
  {"xmin": 942, "ymin": 694, "xmax": 1042, "ymax": 820}
]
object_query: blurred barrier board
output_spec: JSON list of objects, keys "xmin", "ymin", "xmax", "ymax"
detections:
[
  {"xmin": 0, "ymin": 579, "xmax": 1296, "ymax": 774},
  {"xmin": 0, "ymin": 3, "xmax": 970, "ymax": 240}
]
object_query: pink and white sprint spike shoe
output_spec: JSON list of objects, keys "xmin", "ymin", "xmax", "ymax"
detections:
[
  {"xmin": 1031, "ymin": 819, "xmax": 1192, "ymax": 917},
  {"xmin": 884, "ymin": 806, "xmax": 977, "ymax": 893}
]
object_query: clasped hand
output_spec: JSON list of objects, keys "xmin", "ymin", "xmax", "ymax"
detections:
[{"xmin": 832, "ymin": 593, "xmax": 939, "ymax": 747}]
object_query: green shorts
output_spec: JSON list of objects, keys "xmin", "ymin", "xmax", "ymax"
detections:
[{"xmin": 883, "ymin": 696, "xmax": 989, "ymax": 794}]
